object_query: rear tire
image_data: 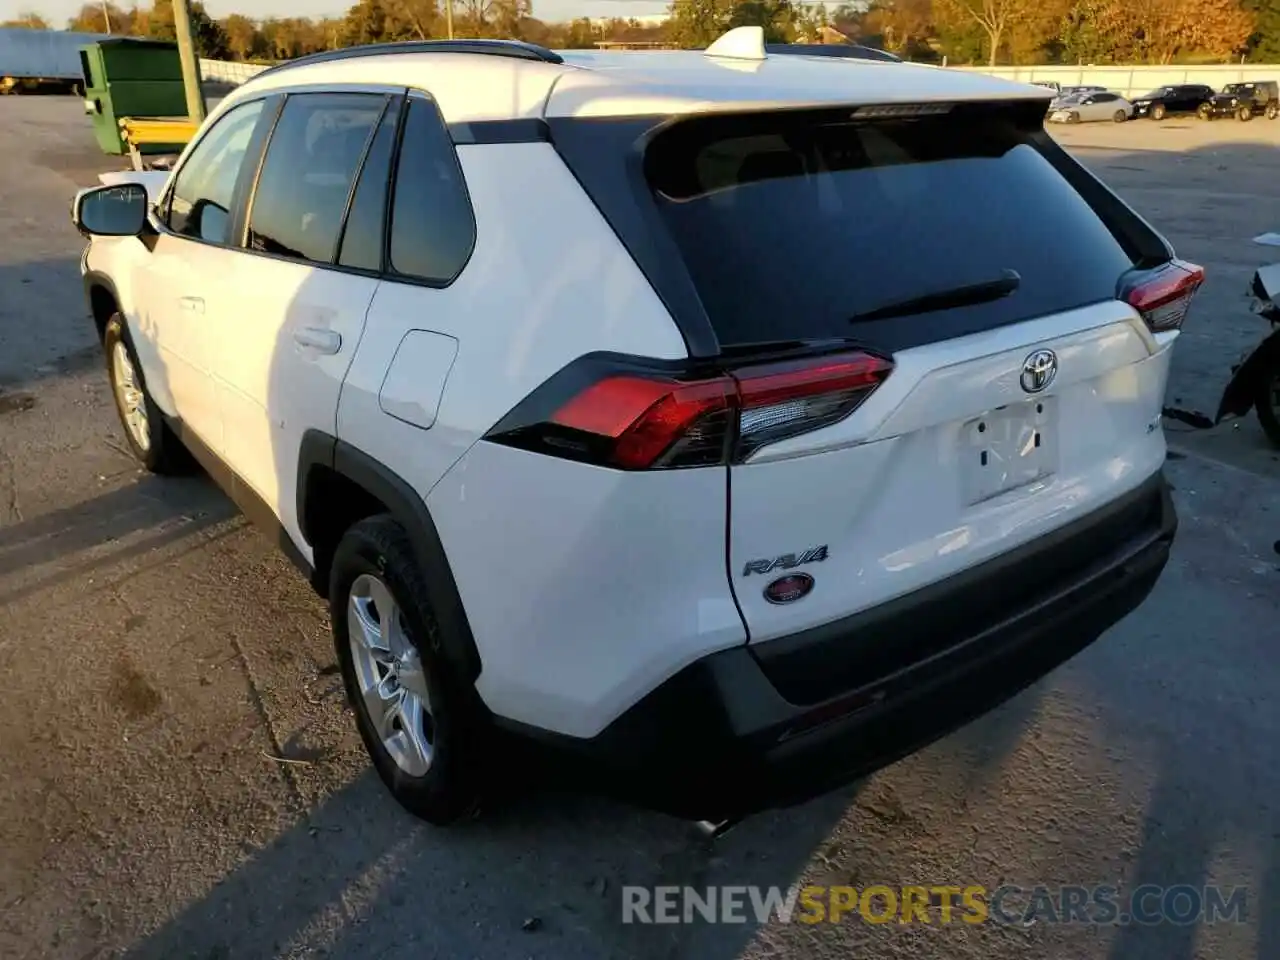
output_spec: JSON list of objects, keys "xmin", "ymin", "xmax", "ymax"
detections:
[
  {"xmin": 103, "ymin": 314, "xmax": 188, "ymax": 474},
  {"xmin": 1267, "ymin": 102, "xmax": 1279, "ymax": 120},
  {"xmin": 1239, "ymin": 106, "xmax": 1253, "ymax": 122},
  {"xmin": 1151, "ymin": 103, "xmax": 1166, "ymax": 121},
  {"xmin": 1067, "ymin": 111, "xmax": 1080, "ymax": 124},
  {"xmin": 330, "ymin": 515, "xmax": 490, "ymax": 825}
]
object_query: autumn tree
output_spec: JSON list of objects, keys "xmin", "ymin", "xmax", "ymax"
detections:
[
  {"xmin": 2, "ymin": 11, "xmax": 50, "ymax": 28},
  {"xmin": 221, "ymin": 13, "xmax": 261, "ymax": 60},
  {"xmin": 67, "ymin": 2, "xmax": 137, "ymax": 33},
  {"xmin": 143, "ymin": 0, "xmax": 230, "ymax": 57},
  {"xmin": 1243, "ymin": 0, "xmax": 1280, "ymax": 58},
  {"xmin": 934, "ymin": 0, "xmax": 1033, "ymax": 64},
  {"xmin": 861, "ymin": 0, "xmax": 934, "ymax": 54},
  {"xmin": 667, "ymin": 0, "xmax": 735, "ymax": 47}
]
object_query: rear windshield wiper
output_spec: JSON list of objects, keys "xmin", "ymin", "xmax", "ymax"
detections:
[{"xmin": 848, "ymin": 269, "xmax": 1021, "ymax": 324}]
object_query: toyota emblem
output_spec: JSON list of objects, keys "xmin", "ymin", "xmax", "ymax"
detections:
[{"xmin": 1020, "ymin": 349, "xmax": 1058, "ymax": 394}]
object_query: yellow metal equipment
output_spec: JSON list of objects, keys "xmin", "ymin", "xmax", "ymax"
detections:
[{"xmin": 117, "ymin": 116, "xmax": 198, "ymax": 169}]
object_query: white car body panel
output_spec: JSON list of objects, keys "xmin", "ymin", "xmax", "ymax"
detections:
[
  {"xmin": 335, "ymin": 142, "xmax": 687, "ymax": 504},
  {"xmin": 206, "ymin": 252, "xmax": 380, "ymax": 556},
  {"xmin": 729, "ymin": 305, "xmax": 1173, "ymax": 642},
  {"xmin": 427, "ymin": 442, "xmax": 745, "ymax": 738},
  {"xmin": 77, "ymin": 39, "xmax": 1179, "ymax": 753}
]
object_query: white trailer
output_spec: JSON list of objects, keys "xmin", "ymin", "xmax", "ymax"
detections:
[{"xmin": 0, "ymin": 27, "xmax": 110, "ymax": 93}]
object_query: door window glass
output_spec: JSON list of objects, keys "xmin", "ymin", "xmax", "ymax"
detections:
[
  {"xmin": 247, "ymin": 93, "xmax": 386, "ymax": 265},
  {"xmin": 167, "ymin": 99, "xmax": 266, "ymax": 244}
]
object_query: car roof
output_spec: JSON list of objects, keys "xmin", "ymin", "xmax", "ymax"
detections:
[{"xmin": 227, "ymin": 30, "xmax": 1050, "ymax": 125}]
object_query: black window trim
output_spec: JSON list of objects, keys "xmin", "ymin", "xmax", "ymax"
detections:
[
  {"xmin": 380, "ymin": 88, "xmax": 479, "ymax": 290},
  {"xmin": 332, "ymin": 94, "xmax": 399, "ymax": 268}
]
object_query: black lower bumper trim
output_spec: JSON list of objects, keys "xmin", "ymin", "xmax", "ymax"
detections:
[{"xmin": 496, "ymin": 472, "xmax": 1176, "ymax": 822}]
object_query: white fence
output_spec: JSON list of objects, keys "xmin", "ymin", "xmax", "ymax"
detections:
[
  {"xmin": 953, "ymin": 64, "xmax": 1280, "ymax": 98},
  {"xmin": 198, "ymin": 58, "xmax": 270, "ymax": 86},
  {"xmin": 194, "ymin": 56, "xmax": 1280, "ymax": 99}
]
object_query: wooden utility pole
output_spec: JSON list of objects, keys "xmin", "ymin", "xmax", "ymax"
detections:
[
  {"xmin": 445, "ymin": 0, "xmax": 454, "ymax": 39},
  {"xmin": 172, "ymin": 0, "xmax": 207, "ymax": 124}
]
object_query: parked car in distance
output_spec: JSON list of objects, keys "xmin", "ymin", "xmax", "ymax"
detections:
[
  {"xmin": 1054, "ymin": 84, "xmax": 1107, "ymax": 102},
  {"xmin": 1049, "ymin": 90, "xmax": 1133, "ymax": 123},
  {"xmin": 1131, "ymin": 84, "xmax": 1215, "ymax": 120},
  {"xmin": 1200, "ymin": 80, "xmax": 1280, "ymax": 121}
]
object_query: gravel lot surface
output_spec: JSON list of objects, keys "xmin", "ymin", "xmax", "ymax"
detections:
[{"xmin": 1, "ymin": 97, "xmax": 1277, "ymax": 960}]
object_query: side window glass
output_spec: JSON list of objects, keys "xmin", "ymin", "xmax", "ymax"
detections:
[
  {"xmin": 387, "ymin": 98, "xmax": 476, "ymax": 284},
  {"xmin": 247, "ymin": 93, "xmax": 386, "ymax": 265},
  {"xmin": 167, "ymin": 99, "xmax": 265, "ymax": 245},
  {"xmin": 338, "ymin": 98, "xmax": 402, "ymax": 272}
]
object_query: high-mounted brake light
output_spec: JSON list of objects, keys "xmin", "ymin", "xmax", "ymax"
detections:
[
  {"xmin": 493, "ymin": 351, "xmax": 893, "ymax": 470},
  {"xmin": 1119, "ymin": 259, "xmax": 1205, "ymax": 333}
]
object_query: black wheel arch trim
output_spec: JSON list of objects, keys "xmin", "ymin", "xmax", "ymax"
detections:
[
  {"xmin": 83, "ymin": 268, "xmax": 123, "ymax": 331},
  {"xmin": 298, "ymin": 429, "xmax": 482, "ymax": 682}
]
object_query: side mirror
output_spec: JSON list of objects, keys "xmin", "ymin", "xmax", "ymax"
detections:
[{"xmin": 72, "ymin": 182, "xmax": 148, "ymax": 237}]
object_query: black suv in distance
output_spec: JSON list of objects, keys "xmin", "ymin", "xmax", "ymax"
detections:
[
  {"xmin": 1201, "ymin": 80, "xmax": 1280, "ymax": 121},
  {"xmin": 1131, "ymin": 84, "xmax": 1215, "ymax": 120}
]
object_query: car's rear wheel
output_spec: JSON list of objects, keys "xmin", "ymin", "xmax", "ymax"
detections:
[
  {"xmin": 1113, "ymin": 109, "xmax": 1128, "ymax": 123},
  {"xmin": 1151, "ymin": 103, "xmax": 1166, "ymax": 120},
  {"xmin": 1239, "ymin": 105, "xmax": 1253, "ymax": 122},
  {"xmin": 331, "ymin": 515, "xmax": 489, "ymax": 824},
  {"xmin": 1067, "ymin": 111, "xmax": 1080, "ymax": 124},
  {"xmin": 103, "ymin": 314, "xmax": 187, "ymax": 474},
  {"xmin": 1267, "ymin": 102, "xmax": 1279, "ymax": 120}
]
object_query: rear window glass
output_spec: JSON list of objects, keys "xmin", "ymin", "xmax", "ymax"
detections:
[{"xmin": 645, "ymin": 108, "xmax": 1135, "ymax": 351}]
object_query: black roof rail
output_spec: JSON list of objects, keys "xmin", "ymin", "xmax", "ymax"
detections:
[
  {"xmin": 765, "ymin": 43, "xmax": 902, "ymax": 63},
  {"xmin": 250, "ymin": 39, "xmax": 564, "ymax": 82}
]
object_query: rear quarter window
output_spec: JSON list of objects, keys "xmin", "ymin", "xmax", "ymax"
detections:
[{"xmin": 644, "ymin": 105, "xmax": 1137, "ymax": 352}]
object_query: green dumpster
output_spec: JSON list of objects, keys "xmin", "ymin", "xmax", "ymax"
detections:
[{"xmin": 80, "ymin": 38, "xmax": 189, "ymax": 157}]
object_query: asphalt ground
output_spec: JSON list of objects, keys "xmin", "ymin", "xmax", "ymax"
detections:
[{"xmin": 0, "ymin": 97, "xmax": 1277, "ymax": 960}]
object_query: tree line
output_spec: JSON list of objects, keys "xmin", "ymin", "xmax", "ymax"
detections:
[
  {"xmin": 3, "ymin": 1, "xmax": 666, "ymax": 60},
  {"xmin": 6, "ymin": 0, "xmax": 1280, "ymax": 65}
]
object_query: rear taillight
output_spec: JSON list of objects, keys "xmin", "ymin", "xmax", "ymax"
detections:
[
  {"xmin": 488, "ymin": 351, "xmax": 893, "ymax": 469},
  {"xmin": 1119, "ymin": 259, "xmax": 1205, "ymax": 333}
]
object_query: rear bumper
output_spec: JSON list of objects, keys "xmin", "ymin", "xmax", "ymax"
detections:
[{"xmin": 499, "ymin": 471, "xmax": 1176, "ymax": 821}]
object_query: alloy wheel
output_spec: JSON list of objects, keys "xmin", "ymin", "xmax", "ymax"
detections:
[{"xmin": 347, "ymin": 573, "xmax": 436, "ymax": 777}]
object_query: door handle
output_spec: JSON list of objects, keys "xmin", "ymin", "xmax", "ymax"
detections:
[
  {"xmin": 178, "ymin": 296, "xmax": 205, "ymax": 314},
  {"xmin": 293, "ymin": 327, "xmax": 342, "ymax": 355}
]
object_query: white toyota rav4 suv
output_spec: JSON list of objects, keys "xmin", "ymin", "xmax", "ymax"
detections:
[{"xmin": 72, "ymin": 30, "xmax": 1191, "ymax": 827}]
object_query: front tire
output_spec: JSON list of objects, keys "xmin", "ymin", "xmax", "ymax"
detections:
[
  {"xmin": 1114, "ymin": 109, "xmax": 1128, "ymax": 123},
  {"xmin": 103, "ymin": 314, "xmax": 187, "ymax": 474},
  {"xmin": 1151, "ymin": 103, "xmax": 1166, "ymax": 120},
  {"xmin": 1067, "ymin": 111, "xmax": 1080, "ymax": 124},
  {"xmin": 1198, "ymin": 104, "xmax": 1212, "ymax": 120},
  {"xmin": 1239, "ymin": 106, "xmax": 1253, "ymax": 122},
  {"xmin": 330, "ymin": 515, "xmax": 489, "ymax": 824}
]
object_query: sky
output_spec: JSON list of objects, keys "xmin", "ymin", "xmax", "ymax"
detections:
[{"xmin": 7, "ymin": 0, "xmax": 671, "ymax": 28}]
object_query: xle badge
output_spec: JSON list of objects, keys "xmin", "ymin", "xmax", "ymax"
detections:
[{"xmin": 742, "ymin": 545, "xmax": 829, "ymax": 577}]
